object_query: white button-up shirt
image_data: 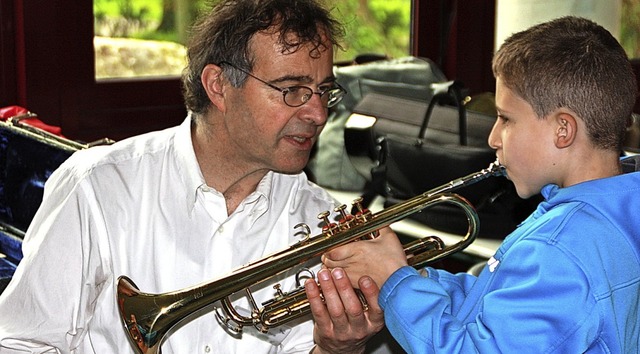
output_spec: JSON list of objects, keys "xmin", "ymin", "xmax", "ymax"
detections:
[{"xmin": 0, "ymin": 117, "xmax": 338, "ymax": 353}]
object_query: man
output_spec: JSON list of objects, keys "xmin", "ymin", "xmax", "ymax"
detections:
[
  {"xmin": 321, "ymin": 16, "xmax": 640, "ymax": 353},
  {"xmin": 0, "ymin": 0, "xmax": 383, "ymax": 353}
]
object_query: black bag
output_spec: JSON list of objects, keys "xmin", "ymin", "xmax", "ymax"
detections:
[
  {"xmin": 345, "ymin": 81, "xmax": 483, "ymax": 180},
  {"xmin": 308, "ymin": 56, "xmax": 447, "ymax": 191},
  {"xmin": 352, "ymin": 82, "xmax": 539, "ymax": 239}
]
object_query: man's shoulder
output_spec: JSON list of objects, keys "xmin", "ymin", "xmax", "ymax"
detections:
[
  {"xmin": 42, "ymin": 125, "xmax": 183, "ymax": 193},
  {"xmin": 67, "ymin": 125, "xmax": 180, "ymax": 172}
]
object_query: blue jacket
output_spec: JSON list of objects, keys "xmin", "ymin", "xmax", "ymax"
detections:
[{"xmin": 380, "ymin": 156, "xmax": 640, "ymax": 353}]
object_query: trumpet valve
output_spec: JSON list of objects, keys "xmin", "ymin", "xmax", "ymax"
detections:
[
  {"xmin": 273, "ymin": 284, "xmax": 285, "ymax": 298},
  {"xmin": 351, "ymin": 197, "xmax": 372, "ymax": 221},
  {"xmin": 351, "ymin": 198, "xmax": 376, "ymax": 239},
  {"xmin": 334, "ymin": 204, "xmax": 355, "ymax": 231},
  {"xmin": 318, "ymin": 211, "xmax": 338, "ymax": 235}
]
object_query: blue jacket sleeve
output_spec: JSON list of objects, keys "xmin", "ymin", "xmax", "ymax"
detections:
[{"xmin": 378, "ymin": 239, "xmax": 600, "ymax": 354}]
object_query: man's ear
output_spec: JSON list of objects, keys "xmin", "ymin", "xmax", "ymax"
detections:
[
  {"xmin": 554, "ymin": 111, "xmax": 577, "ymax": 148},
  {"xmin": 201, "ymin": 64, "xmax": 226, "ymax": 113}
]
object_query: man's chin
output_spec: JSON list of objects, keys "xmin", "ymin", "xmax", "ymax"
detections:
[
  {"xmin": 273, "ymin": 156, "xmax": 310, "ymax": 175},
  {"xmin": 271, "ymin": 164, "xmax": 307, "ymax": 176},
  {"xmin": 274, "ymin": 168, "xmax": 304, "ymax": 175}
]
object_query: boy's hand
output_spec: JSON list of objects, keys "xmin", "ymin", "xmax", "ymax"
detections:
[{"xmin": 322, "ymin": 227, "xmax": 408, "ymax": 288}]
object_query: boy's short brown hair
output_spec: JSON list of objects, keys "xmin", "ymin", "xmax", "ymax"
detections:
[{"xmin": 493, "ymin": 16, "xmax": 637, "ymax": 151}]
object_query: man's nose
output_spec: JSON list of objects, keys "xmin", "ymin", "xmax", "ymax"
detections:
[{"xmin": 299, "ymin": 93, "xmax": 329, "ymax": 126}]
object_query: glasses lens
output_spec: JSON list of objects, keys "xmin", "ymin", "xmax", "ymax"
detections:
[
  {"xmin": 283, "ymin": 87, "xmax": 314, "ymax": 107},
  {"xmin": 326, "ymin": 88, "xmax": 346, "ymax": 108},
  {"xmin": 283, "ymin": 85, "xmax": 346, "ymax": 108}
]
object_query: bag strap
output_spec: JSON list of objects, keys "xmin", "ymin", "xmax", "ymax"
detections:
[
  {"xmin": 418, "ymin": 80, "xmax": 468, "ymax": 145},
  {"xmin": 352, "ymin": 136, "xmax": 391, "ymax": 213}
]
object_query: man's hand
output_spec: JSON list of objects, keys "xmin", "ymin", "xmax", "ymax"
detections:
[{"xmin": 304, "ymin": 268, "xmax": 384, "ymax": 354}]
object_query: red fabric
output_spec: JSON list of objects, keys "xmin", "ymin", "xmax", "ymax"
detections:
[{"xmin": 0, "ymin": 105, "xmax": 65, "ymax": 137}]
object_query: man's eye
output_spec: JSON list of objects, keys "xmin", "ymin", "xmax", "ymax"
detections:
[{"xmin": 286, "ymin": 86, "xmax": 304, "ymax": 94}]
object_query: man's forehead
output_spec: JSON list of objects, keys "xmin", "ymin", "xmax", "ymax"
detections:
[{"xmin": 250, "ymin": 27, "xmax": 331, "ymax": 54}]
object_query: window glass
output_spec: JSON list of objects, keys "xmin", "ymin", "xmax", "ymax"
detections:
[
  {"xmin": 328, "ymin": 0, "xmax": 412, "ymax": 63},
  {"xmin": 93, "ymin": 0, "xmax": 197, "ymax": 79},
  {"xmin": 93, "ymin": 0, "xmax": 411, "ymax": 80}
]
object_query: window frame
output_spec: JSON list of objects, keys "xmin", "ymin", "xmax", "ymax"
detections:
[
  {"xmin": 10, "ymin": 0, "xmax": 186, "ymax": 142},
  {"xmin": 3, "ymin": 0, "xmax": 638, "ymax": 142}
]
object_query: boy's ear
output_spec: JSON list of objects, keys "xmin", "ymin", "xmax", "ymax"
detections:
[
  {"xmin": 554, "ymin": 111, "xmax": 577, "ymax": 148},
  {"xmin": 201, "ymin": 64, "xmax": 227, "ymax": 113}
]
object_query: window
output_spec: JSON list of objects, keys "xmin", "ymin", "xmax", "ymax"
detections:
[
  {"xmin": 93, "ymin": 0, "xmax": 412, "ymax": 80},
  {"xmin": 621, "ymin": 0, "xmax": 640, "ymax": 59},
  {"xmin": 329, "ymin": 0, "xmax": 412, "ymax": 62},
  {"xmin": 93, "ymin": 0, "xmax": 198, "ymax": 79},
  {"xmin": 30, "ymin": 0, "xmax": 626, "ymax": 144}
]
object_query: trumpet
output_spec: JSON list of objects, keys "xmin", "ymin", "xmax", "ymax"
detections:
[{"xmin": 116, "ymin": 160, "xmax": 506, "ymax": 354}]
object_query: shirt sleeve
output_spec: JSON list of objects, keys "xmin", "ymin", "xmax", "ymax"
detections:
[
  {"xmin": 378, "ymin": 239, "xmax": 599, "ymax": 354},
  {"xmin": 0, "ymin": 164, "xmax": 110, "ymax": 351}
]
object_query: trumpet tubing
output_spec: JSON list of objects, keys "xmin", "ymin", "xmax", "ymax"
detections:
[{"xmin": 117, "ymin": 160, "xmax": 505, "ymax": 354}]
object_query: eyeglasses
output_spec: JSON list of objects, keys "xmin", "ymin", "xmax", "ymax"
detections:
[{"xmin": 219, "ymin": 61, "xmax": 347, "ymax": 108}]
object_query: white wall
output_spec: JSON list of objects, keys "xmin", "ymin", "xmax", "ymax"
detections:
[{"xmin": 495, "ymin": 0, "xmax": 622, "ymax": 51}]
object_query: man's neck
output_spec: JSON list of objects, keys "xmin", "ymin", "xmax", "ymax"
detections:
[{"xmin": 191, "ymin": 118, "xmax": 269, "ymax": 214}]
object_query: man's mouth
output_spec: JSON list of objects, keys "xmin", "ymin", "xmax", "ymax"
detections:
[
  {"xmin": 285, "ymin": 134, "xmax": 316, "ymax": 149},
  {"xmin": 290, "ymin": 135, "xmax": 310, "ymax": 143}
]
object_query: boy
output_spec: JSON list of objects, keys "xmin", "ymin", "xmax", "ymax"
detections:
[{"xmin": 316, "ymin": 16, "xmax": 640, "ymax": 353}]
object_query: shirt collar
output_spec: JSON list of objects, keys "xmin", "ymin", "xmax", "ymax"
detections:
[
  {"xmin": 174, "ymin": 115, "xmax": 275, "ymax": 219},
  {"xmin": 235, "ymin": 172, "xmax": 272, "ymax": 225}
]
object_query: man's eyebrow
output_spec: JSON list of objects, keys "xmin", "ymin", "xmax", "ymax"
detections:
[{"xmin": 272, "ymin": 74, "xmax": 336, "ymax": 85}]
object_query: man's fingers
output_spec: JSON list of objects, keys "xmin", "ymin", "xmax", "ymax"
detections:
[
  {"xmin": 316, "ymin": 269, "xmax": 349, "ymax": 323},
  {"xmin": 358, "ymin": 275, "xmax": 379, "ymax": 303},
  {"xmin": 358, "ymin": 276, "xmax": 384, "ymax": 324},
  {"xmin": 306, "ymin": 268, "xmax": 385, "ymax": 353},
  {"xmin": 330, "ymin": 268, "xmax": 368, "ymax": 319},
  {"xmin": 305, "ymin": 276, "xmax": 332, "ymax": 329}
]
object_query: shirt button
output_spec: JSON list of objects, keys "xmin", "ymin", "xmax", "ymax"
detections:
[
  {"xmin": 204, "ymin": 345, "xmax": 211, "ymax": 353},
  {"xmin": 218, "ymin": 226, "xmax": 224, "ymax": 233}
]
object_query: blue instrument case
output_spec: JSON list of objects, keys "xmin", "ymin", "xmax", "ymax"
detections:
[{"xmin": 0, "ymin": 109, "xmax": 112, "ymax": 294}]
